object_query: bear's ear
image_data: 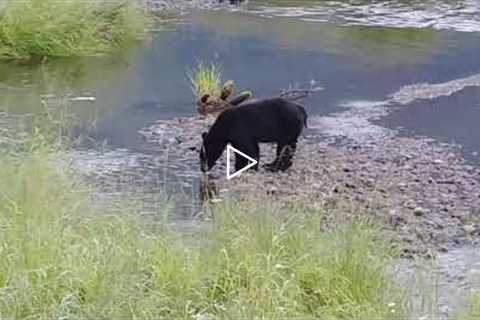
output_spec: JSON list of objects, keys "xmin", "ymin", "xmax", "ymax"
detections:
[{"xmin": 201, "ymin": 132, "xmax": 207, "ymax": 140}]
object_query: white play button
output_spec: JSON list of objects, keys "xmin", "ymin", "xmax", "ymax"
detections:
[{"xmin": 226, "ymin": 144, "xmax": 258, "ymax": 180}]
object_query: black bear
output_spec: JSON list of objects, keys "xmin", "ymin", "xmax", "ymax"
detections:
[
  {"xmin": 200, "ymin": 98, "xmax": 307, "ymax": 173},
  {"xmin": 219, "ymin": 0, "xmax": 245, "ymax": 4}
]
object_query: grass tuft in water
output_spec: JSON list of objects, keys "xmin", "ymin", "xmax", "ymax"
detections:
[
  {"xmin": 0, "ymin": 0, "xmax": 146, "ymax": 61},
  {"xmin": 187, "ymin": 61, "xmax": 223, "ymax": 99}
]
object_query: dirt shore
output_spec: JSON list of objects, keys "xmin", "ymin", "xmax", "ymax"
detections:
[{"xmin": 141, "ymin": 112, "xmax": 480, "ymax": 257}]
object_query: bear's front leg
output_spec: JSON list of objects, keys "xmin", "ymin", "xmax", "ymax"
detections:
[{"xmin": 233, "ymin": 142, "xmax": 259, "ymax": 172}]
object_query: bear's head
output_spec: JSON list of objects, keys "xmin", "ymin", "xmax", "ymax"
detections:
[{"xmin": 199, "ymin": 131, "xmax": 226, "ymax": 172}]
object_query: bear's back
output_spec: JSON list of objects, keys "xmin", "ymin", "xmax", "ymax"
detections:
[
  {"xmin": 224, "ymin": 97, "xmax": 295, "ymax": 115},
  {"xmin": 218, "ymin": 98, "xmax": 284, "ymax": 124},
  {"xmin": 211, "ymin": 98, "xmax": 306, "ymax": 142}
]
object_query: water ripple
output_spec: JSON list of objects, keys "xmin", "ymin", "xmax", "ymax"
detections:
[{"xmin": 249, "ymin": 0, "xmax": 480, "ymax": 32}]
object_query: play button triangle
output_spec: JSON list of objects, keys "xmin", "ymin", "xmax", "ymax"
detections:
[{"xmin": 226, "ymin": 144, "xmax": 258, "ymax": 180}]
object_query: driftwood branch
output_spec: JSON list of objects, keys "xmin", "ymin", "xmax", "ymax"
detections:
[
  {"xmin": 197, "ymin": 83, "xmax": 324, "ymax": 116},
  {"xmin": 279, "ymin": 86, "xmax": 324, "ymax": 101}
]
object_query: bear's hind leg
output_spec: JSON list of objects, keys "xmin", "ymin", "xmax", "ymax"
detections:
[
  {"xmin": 269, "ymin": 141, "xmax": 297, "ymax": 172},
  {"xmin": 264, "ymin": 142, "xmax": 286, "ymax": 171},
  {"xmin": 277, "ymin": 142, "xmax": 297, "ymax": 171}
]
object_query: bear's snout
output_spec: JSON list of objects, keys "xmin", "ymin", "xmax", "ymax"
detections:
[
  {"xmin": 199, "ymin": 147, "xmax": 209, "ymax": 172},
  {"xmin": 200, "ymin": 160, "xmax": 208, "ymax": 173}
]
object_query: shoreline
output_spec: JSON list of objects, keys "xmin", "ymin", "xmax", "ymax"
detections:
[{"xmin": 141, "ymin": 107, "xmax": 480, "ymax": 257}]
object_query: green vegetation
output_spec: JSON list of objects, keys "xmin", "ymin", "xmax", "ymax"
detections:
[
  {"xmin": 0, "ymin": 0, "xmax": 146, "ymax": 61},
  {"xmin": 460, "ymin": 295, "xmax": 480, "ymax": 320},
  {"xmin": 188, "ymin": 61, "xmax": 223, "ymax": 99},
  {"xmin": 0, "ymin": 125, "xmax": 406, "ymax": 319}
]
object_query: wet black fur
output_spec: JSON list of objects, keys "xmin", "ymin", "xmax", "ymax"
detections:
[{"xmin": 200, "ymin": 97, "xmax": 307, "ymax": 173}]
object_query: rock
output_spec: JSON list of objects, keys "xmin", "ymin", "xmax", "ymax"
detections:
[
  {"xmin": 364, "ymin": 178, "xmax": 375, "ymax": 188},
  {"xmin": 413, "ymin": 207, "xmax": 429, "ymax": 216},
  {"xmin": 378, "ymin": 188, "xmax": 387, "ymax": 194},
  {"xmin": 464, "ymin": 224, "xmax": 476, "ymax": 234},
  {"xmin": 267, "ymin": 186, "xmax": 278, "ymax": 195},
  {"xmin": 345, "ymin": 182, "xmax": 356, "ymax": 189},
  {"xmin": 439, "ymin": 305, "xmax": 450, "ymax": 316},
  {"xmin": 405, "ymin": 200, "xmax": 416, "ymax": 210},
  {"xmin": 401, "ymin": 153, "xmax": 412, "ymax": 160}
]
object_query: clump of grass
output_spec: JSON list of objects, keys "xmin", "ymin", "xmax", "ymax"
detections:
[
  {"xmin": 187, "ymin": 61, "xmax": 223, "ymax": 98},
  {"xmin": 459, "ymin": 294, "xmax": 480, "ymax": 320},
  {"xmin": 202, "ymin": 200, "xmax": 405, "ymax": 319},
  {"xmin": 0, "ymin": 0, "xmax": 146, "ymax": 61}
]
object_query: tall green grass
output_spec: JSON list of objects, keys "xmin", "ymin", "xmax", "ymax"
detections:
[
  {"xmin": 460, "ymin": 294, "xmax": 480, "ymax": 320},
  {"xmin": 0, "ymin": 114, "xmax": 406, "ymax": 318},
  {"xmin": 0, "ymin": 159, "xmax": 405, "ymax": 318},
  {"xmin": 0, "ymin": 0, "xmax": 146, "ymax": 61}
]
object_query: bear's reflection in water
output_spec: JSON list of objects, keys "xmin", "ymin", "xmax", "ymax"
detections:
[{"xmin": 199, "ymin": 173, "xmax": 219, "ymax": 205}]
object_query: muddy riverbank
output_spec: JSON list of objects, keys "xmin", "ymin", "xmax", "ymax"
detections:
[{"xmin": 141, "ymin": 109, "xmax": 480, "ymax": 257}]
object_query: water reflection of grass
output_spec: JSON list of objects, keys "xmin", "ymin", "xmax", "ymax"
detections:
[
  {"xmin": 0, "ymin": 121, "xmax": 406, "ymax": 319},
  {"xmin": 0, "ymin": 0, "xmax": 147, "ymax": 62},
  {"xmin": 194, "ymin": 11, "xmax": 442, "ymax": 67},
  {"xmin": 346, "ymin": 26, "xmax": 437, "ymax": 64}
]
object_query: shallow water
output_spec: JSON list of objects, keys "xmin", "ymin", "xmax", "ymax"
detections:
[
  {"xmin": 2, "ymin": 1, "xmax": 480, "ymax": 149},
  {"xmin": 381, "ymin": 86, "xmax": 480, "ymax": 163},
  {"xmin": 250, "ymin": 0, "xmax": 480, "ymax": 32},
  {"xmin": 399, "ymin": 245, "xmax": 480, "ymax": 319}
]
